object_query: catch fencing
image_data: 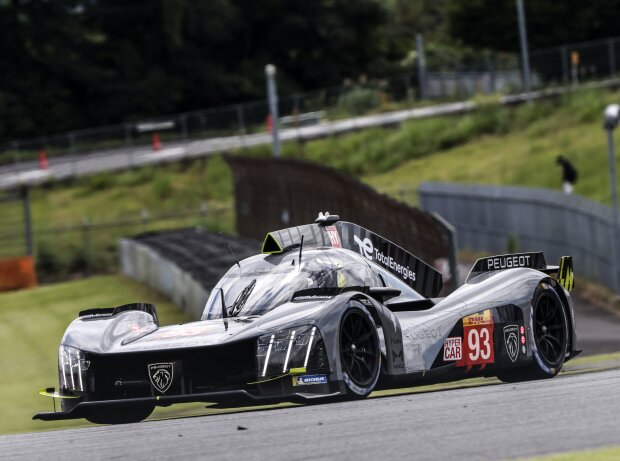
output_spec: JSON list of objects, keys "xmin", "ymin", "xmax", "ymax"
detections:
[
  {"xmin": 418, "ymin": 182, "xmax": 619, "ymax": 292},
  {"xmin": 3, "ymin": 35, "xmax": 620, "ymax": 169}
]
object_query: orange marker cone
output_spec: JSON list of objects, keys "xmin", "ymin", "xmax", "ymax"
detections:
[
  {"xmin": 38, "ymin": 149, "xmax": 48, "ymax": 169},
  {"xmin": 152, "ymin": 132, "xmax": 162, "ymax": 151}
]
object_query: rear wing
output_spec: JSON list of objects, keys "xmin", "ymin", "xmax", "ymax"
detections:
[
  {"xmin": 261, "ymin": 219, "xmax": 443, "ymax": 298},
  {"xmin": 466, "ymin": 252, "xmax": 574, "ymax": 291}
]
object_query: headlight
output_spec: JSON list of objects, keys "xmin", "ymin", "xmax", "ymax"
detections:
[
  {"xmin": 256, "ymin": 325, "xmax": 327, "ymax": 379},
  {"xmin": 58, "ymin": 345, "xmax": 90, "ymax": 392}
]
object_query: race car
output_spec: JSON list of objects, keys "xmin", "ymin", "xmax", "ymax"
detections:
[{"xmin": 34, "ymin": 213, "xmax": 579, "ymax": 424}]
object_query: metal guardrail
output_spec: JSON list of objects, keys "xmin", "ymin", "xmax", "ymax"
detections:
[{"xmin": 418, "ymin": 182, "xmax": 619, "ymax": 292}]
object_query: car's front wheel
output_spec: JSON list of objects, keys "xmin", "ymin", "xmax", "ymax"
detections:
[
  {"xmin": 339, "ymin": 305, "xmax": 381, "ymax": 398},
  {"xmin": 498, "ymin": 283, "xmax": 568, "ymax": 383}
]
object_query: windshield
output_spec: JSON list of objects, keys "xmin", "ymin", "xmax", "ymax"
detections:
[{"xmin": 202, "ymin": 248, "xmax": 382, "ymax": 319}]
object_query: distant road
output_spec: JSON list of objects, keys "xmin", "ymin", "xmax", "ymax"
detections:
[
  {"xmin": 2, "ymin": 368, "xmax": 619, "ymax": 460},
  {"xmin": 0, "ymin": 101, "xmax": 474, "ymax": 190}
]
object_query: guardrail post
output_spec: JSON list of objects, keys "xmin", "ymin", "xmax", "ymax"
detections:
[
  {"xmin": 180, "ymin": 114, "xmax": 188, "ymax": 142},
  {"xmin": 237, "ymin": 105, "xmax": 246, "ymax": 135},
  {"xmin": 125, "ymin": 123, "xmax": 133, "ymax": 146},
  {"xmin": 21, "ymin": 186, "xmax": 33, "ymax": 256},
  {"xmin": 11, "ymin": 141, "xmax": 20, "ymax": 165},
  {"xmin": 561, "ymin": 46, "xmax": 569, "ymax": 85},
  {"xmin": 431, "ymin": 212, "xmax": 460, "ymax": 290},
  {"xmin": 82, "ymin": 217, "xmax": 91, "ymax": 275},
  {"xmin": 609, "ymin": 39, "xmax": 616, "ymax": 76},
  {"xmin": 68, "ymin": 132, "xmax": 76, "ymax": 155},
  {"xmin": 200, "ymin": 201, "xmax": 208, "ymax": 228}
]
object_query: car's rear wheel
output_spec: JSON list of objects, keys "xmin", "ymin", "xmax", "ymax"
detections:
[
  {"xmin": 498, "ymin": 284, "xmax": 568, "ymax": 383},
  {"xmin": 85, "ymin": 403, "xmax": 155, "ymax": 425},
  {"xmin": 339, "ymin": 306, "xmax": 380, "ymax": 398}
]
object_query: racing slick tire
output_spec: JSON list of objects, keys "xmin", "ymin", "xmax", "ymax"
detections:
[
  {"xmin": 85, "ymin": 403, "xmax": 155, "ymax": 425},
  {"xmin": 498, "ymin": 284, "xmax": 568, "ymax": 383},
  {"xmin": 339, "ymin": 304, "xmax": 381, "ymax": 398}
]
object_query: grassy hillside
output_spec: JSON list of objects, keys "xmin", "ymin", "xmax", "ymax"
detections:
[
  {"xmin": 22, "ymin": 87, "xmax": 620, "ymax": 279},
  {"xmin": 0, "ymin": 275, "xmax": 191, "ymax": 434},
  {"xmin": 364, "ymin": 89, "xmax": 615, "ymax": 203}
]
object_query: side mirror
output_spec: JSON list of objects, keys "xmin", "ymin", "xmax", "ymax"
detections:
[{"xmin": 368, "ymin": 287, "xmax": 401, "ymax": 302}]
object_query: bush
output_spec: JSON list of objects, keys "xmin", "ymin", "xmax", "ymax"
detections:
[
  {"xmin": 338, "ymin": 87, "xmax": 381, "ymax": 115},
  {"xmin": 36, "ymin": 240, "xmax": 66, "ymax": 277},
  {"xmin": 152, "ymin": 172, "xmax": 173, "ymax": 200}
]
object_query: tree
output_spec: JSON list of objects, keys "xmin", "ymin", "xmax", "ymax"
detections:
[{"xmin": 447, "ymin": 0, "xmax": 620, "ymax": 52}]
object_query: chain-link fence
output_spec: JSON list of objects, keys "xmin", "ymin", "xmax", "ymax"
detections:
[
  {"xmin": 4, "ymin": 205, "xmax": 233, "ymax": 282},
  {"xmin": 0, "ymin": 189, "xmax": 32, "ymax": 259},
  {"xmin": 2, "ymin": 36, "xmax": 620, "ymax": 170}
]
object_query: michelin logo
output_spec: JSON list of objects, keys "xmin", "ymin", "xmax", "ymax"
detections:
[
  {"xmin": 353, "ymin": 235, "xmax": 416, "ymax": 282},
  {"xmin": 293, "ymin": 374, "xmax": 328, "ymax": 386}
]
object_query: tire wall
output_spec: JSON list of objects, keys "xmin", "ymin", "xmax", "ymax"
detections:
[{"xmin": 119, "ymin": 238, "xmax": 209, "ymax": 320}]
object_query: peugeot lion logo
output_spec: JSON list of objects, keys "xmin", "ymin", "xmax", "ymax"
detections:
[
  {"xmin": 503, "ymin": 325, "xmax": 519, "ymax": 363},
  {"xmin": 148, "ymin": 363, "xmax": 173, "ymax": 393}
]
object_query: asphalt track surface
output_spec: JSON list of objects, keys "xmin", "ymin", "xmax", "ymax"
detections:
[{"xmin": 2, "ymin": 368, "xmax": 619, "ymax": 460}]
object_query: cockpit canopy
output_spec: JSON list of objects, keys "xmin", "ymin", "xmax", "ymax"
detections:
[{"xmin": 202, "ymin": 248, "xmax": 383, "ymax": 319}]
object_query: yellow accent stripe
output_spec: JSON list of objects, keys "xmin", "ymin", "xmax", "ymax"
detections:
[
  {"xmin": 558, "ymin": 256, "xmax": 574, "ymax": 292},
  {"xmin": 261, "ymin": 232, "xmax": 284, "ymax": 254},
  {"xmin": 247, "ymin": 367, "xmax": 308, "ymax": 385},
  {"xmin": 38, "ymin": 388, "xmax": 81, "ymax": 399}
]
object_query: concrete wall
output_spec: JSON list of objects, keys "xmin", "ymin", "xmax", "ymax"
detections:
[
  {"xmin": 419, "ymin": 182, "xmax": 618, "ymax": 292},
  {"xmin": 119, "ymin": 238, "xmax": 209, "ymax": 320}
]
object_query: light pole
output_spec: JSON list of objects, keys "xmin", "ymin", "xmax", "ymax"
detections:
[
  {"xmin": 604, "ymin": 103, "xmax": 620, "ymax": 292},
  {"xmin": 265, "ymin": 64, "xmax": 281, "ymax": 158},
  {"xmin": 516, "ymin": 0, "xmax": 532, "ymax": 101}
]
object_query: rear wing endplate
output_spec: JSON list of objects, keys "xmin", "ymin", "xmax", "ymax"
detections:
[{"xmin": 466, "ymin": 252, "xmax": 574, "ymax": 291}]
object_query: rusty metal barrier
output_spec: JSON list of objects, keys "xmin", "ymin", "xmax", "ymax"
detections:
[
  {"xmin": 226, "ymin": 156, "xmax": 458, "ymax": 289},
  {"xmin": 0, "ymin": 255, "xmax": 37, "ymax": 291}
]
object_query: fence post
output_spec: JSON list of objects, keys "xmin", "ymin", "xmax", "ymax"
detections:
[
  {"xmin": 431, "ymin": 212, "xmax": 460, "ymax": 290},
  {"xmin": 21, "ymin": 186, "xmax": 33, "ymax": 256},
  {"xmin": 11, "ymin": 141, "xmax": 20, "ymax": 165},
  {"xmin": 68, "ymin": 132, "xmax": 76, "ymax": 155},
  {"xmin": 141, "ymin": 208, "xmax": 149, "ymax": 232},
  {"xmin": 561, "ymin": 46, "xmax": 569, "ymax": 85},
  {"xmin": 416, "ymin": 34, "xmax": 427, "ymax": 100},
  {"xmin": 125, "ymin": 123, "xmax": 133, "ymax": 146},
  {"xmin": 609, "ymin": 39, "xmax": 616, "ymax": 76},
  {"xmin": 200, "ymin": 201, "xmax": 208, "ymax": 228},
  {"xmin": 404, "ymin": 74, "xmax": 413, "ymax": 108},
  {"xmin": 82, "ymin": 217, "xmax": 91, "ymax": 275},
  {"xmin": 180, "ymin": 114, "xmax": 188, "ymax": 142},
  {"xmin": 237, "ymin": 105, "xmax": 246, "ymax": 135}
]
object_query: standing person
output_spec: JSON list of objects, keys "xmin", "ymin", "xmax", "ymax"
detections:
[{"xmin": 556, "ymin": 156, "xmax": 578, "ymax": 194}]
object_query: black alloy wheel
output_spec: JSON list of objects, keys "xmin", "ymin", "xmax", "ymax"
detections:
[
  {"xmin": 497, "ymin": 284, "xmax": 568, "ymax": 383},
  {"xmin": 534, "ymin": 289, "xmax": 567, "ymax": 367},
  {"xmin": 340, "ymin": 307, "xmax": 380, "ymax": 396}
]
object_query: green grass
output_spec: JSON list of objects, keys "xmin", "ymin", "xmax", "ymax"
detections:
[
  {"xmin": 24, "ymin": 155, "xmax": 235, "ymax": 279},
  {"xmin": 522, "ymin": 446, "xmax": 620, "ymax": 460},
  {"xmin": 0, "ymin": 275, "xmax": 191, "ymax": 435},
  {"xmin": 364, "ymin": 89, "xmax": 618, "ymax": 204}
]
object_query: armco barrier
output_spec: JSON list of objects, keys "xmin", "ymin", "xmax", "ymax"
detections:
[
  {"xmin": 119, "ymin": 238, "xmax": 209, "ymax": 319},
  {"xmin": 419, "ymin": 182, "xmax": 618, "ymax": 292}
]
